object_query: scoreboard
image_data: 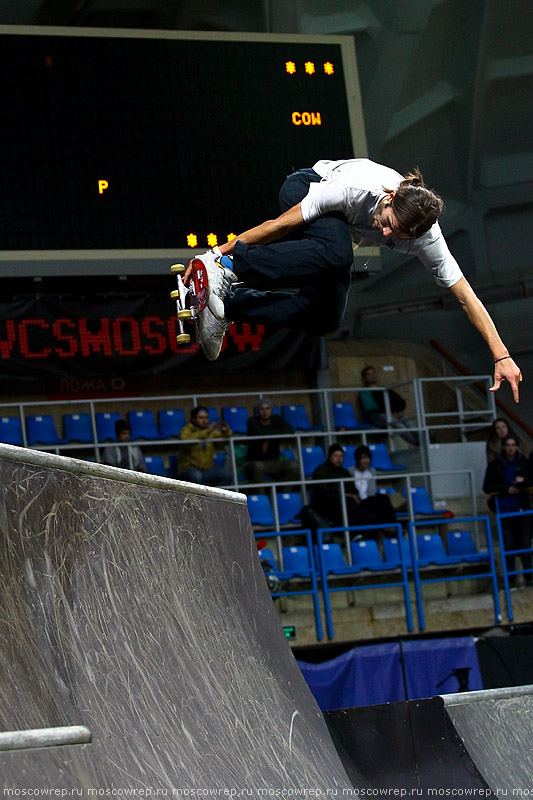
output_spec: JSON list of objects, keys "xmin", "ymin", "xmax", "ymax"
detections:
[{"xmin": 0, "ymin": 26, "xmax": 367, "ymax": 275}]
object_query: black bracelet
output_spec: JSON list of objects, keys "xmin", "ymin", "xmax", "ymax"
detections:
[{"xmin": 494, "ymin": 355, "xmax": 512, "ymax": 363}]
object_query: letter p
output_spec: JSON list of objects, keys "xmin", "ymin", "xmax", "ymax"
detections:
[{"xmin": 98, "ymin": 179, "xmax": 109, "ymax": 194}]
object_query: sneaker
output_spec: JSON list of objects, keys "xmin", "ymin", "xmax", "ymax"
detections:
[
  {"xmin": 195, "ymin": 250, "xmax": 238, "ymax": 321},
  {"xmin": 199, "ymin": 306, "xmax": 231, "ymax": 361}
]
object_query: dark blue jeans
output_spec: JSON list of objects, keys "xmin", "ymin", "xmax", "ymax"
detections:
[{"xmin": 225, "ymin": 168, "xmax": 353, "ymax": 335}]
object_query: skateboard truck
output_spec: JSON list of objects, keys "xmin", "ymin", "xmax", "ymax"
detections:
[
  {"xmin": 170, "ymin": 259, "xmax": 209, "ymax": 345},
  {"xmin": 170, "ymin": 264, "xmax": 192, "ymax": 344}
]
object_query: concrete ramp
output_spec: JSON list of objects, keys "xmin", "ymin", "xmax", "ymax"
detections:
[
  {"xmin": 326, "ymin": 685, "xmax": 533, "ymax": 793},
  {"xmin": 0, "ymin": 444, "xmax": 352, "ymax": 792}
]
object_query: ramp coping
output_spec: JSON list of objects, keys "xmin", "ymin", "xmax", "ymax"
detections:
[
  {"xmin": 0, "ymin": 725, "xmax": 91, "ymax": 752},
  {"xmin": 442, "ymin": 684, "xmax": 533, "ymax": 706},
  {"xmin": 0, "ymin": 443, "xmax": 247, "ymax": 504}
]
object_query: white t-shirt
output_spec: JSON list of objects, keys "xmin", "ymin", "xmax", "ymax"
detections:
[
  {"xmin": 353, "ymin": 467, "xmax": 374, "ymax": 500},
  {"xmin": 300, "ymin": 158, "xmax": 463, "ymax": 288}
]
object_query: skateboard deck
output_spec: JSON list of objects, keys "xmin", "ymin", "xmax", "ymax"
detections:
[{"xmin": 169, "ymin": 259, "xmax": 208, "ymax": 345}]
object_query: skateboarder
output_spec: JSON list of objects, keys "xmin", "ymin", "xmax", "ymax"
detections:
[{"xmin": 184, "ymin": 157, "xmax": 521, "ymax": 402}]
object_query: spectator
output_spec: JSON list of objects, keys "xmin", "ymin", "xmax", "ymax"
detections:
[
  {"xmin": 300, "ymin": 443, "xmax": 359, "ymax": 541},
  {"xmin": 483, "ymin": 434, "xmax": 532, "ymax": 587},
  {"xmin": 351, "ymin": 445, "xmax": 397, "ymax": 536},
  {"xmin": 486, "ymin": 417, "xmax": 515, "ymax": 463},
  {"xmin": 103, "ymin": 420, "xmax": 146, "ymax": 472},
  {"xmin": 359, "ymin": 365, "xmax": 419, "ymax": 446},
  {"xmin": 245, "ymin": 398, "xmax": 299, "ymax": 484},
  {"xmin": 178, "ymin": 406, "xmax": 232, "ymax": 486}
]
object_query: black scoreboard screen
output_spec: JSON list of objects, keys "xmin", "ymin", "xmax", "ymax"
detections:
[{"xmin": 0, "ymin": 27, "xmax": 366, "ymax": 265}]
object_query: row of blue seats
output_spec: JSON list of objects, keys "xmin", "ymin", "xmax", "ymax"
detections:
[
  {"xmin": 247, "ymin": 485, "xmax": 441, "ymax": 527},
  {"xmin": 260, "ymin": 530, "xmax": 488, "ymax": 574},
  {"xmin": 0, "ymin": 401, "xmax": 376, "ymax": 446},
  {"xmin": 256, "ymin": 520, "xmax": 499, "ymax": 640},
  {"xmin": 142, "ymin": 442, "xmax": 405, "ymax": 483}
]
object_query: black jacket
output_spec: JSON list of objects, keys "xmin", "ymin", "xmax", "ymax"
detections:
[
  {"xmin": 483, "ymin": 452, "xmax": 531, "ymax": 512},
  {"xmin": 246, "ymin": 414, "xmax": 294, "ymax": 461}
]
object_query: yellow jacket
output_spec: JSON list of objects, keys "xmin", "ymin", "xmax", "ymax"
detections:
[{"xmin": 179, "ymin": 422, "xmax": 232, "ymax": 471}]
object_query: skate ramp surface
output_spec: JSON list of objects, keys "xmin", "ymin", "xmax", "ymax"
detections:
[
  {"xmin": 326, "ymin": 685, "xmax": 533, "ymax": 793},
  {"xmin": 0, "ymin": 444, "xmax": 352, "ymax": 793}
]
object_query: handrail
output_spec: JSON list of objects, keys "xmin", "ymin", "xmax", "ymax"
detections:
[{"xmin": 430, "ymin": 338, "xmax": 533, "ymax": 439}]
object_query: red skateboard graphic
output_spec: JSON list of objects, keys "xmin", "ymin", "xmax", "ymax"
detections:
[{"xmin": 169, "ymin": 258, "xmax": 209, "ymax": 345}]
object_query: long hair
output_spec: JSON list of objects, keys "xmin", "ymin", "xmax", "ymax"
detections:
[{"xmin": 385, "ymin": 168, "xmax": 444, "ymax": 239}]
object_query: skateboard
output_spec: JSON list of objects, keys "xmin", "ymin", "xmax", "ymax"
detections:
[{"xmin": 169, "ymin": 258, "xmax": 209, "ymax": 345}]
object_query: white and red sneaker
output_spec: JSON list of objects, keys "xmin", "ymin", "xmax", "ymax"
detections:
[
  {"xmin": 198, "ymin": 306, "xmax": 232, "ymax": 361},
  {"xmin": 191, "ymin": 250, "xmax": 237, "ymax": 321}
]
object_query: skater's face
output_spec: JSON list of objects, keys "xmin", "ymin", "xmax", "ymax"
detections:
[
  {"xmin": 329, "ymin": 450, "xmax": 344, "ymax": 468},
  {"xmin": 193, "ymin": 410, "xmax": 210, "ymax": 428},
  {"xmin": 373, "ymin": 194, "xmax": 410, "ymax": 239}
]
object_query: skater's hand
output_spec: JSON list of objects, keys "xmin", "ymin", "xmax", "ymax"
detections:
[
  {"xmin": 183, "ymin": 260, "xmax": 195, "ymax": 287},
  {"xmin": 490, "ymin": 356, "xmax": 522, "ymax": 403}
]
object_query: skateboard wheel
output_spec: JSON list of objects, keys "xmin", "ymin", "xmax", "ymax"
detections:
[
  {"xmin": 170, "ymin": 264, "xmax": 185, "ymax": 274},
  {"xmin": 177, "ymin": 309, "xmax": 192, "ymax": 320},
  {"xmin": 170, "ymin": 290, "xmax": 180, "ymax": 299},
  {"xmin": 176, "ymin": 333, "xmax": 191, "ymax": 344}
]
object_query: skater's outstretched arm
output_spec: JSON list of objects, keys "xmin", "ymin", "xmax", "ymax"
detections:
[
  {"xmin": 184, "ymin": 204, "xmax": 304, "ymax": 286},
  {"xmin": 448, "ymin": 277, "xmax": 522, "ymax": 402},
  {"xmin": 218, "ymin": 203, "xmax": 305, "ymax": 255}
]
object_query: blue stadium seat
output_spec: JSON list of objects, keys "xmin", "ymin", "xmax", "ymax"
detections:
[
  {"xmin": 144, "ymin": 455, "xmax": 167, "ymax": 477},
  {"xmin": 302, "ymin": 446, "xmax": 325, "ymax": 477},
  {"xmin": 382, "ymin": 536, "xmax": 405, "ymax": 568},
  {"xmin": 447, "ymin": 530, "xmax": 489, "ymax": 563},
  {"xmin": 276, "ymin": 492, "xmax": 304, "ymax": 525},
  {"xmin": 168, "ymin": 454, "xmax": 179, "ymax": 479},
  {"xmin": 26, "ymin": 415, "xmax": 63, "ymax": 445},
  {"xmin": 128, "ymin": 410, "xmax": 160, "ymax": 440},
  {"xmin": 158, "ymin": 409, "xmax": 187, "ymax": 438},
  {"xmin": 96, "ymin": 412, "xmax": 121, "ymax": 442},
  {"xmin": 402, "ymin": 486, "xmax": 447, "ymax": 516},
  {"xmin": 319, "ymin": 542, "xmax": 360, "ymax": 575},
  {"xmin": 332, "ymin": 402, "xmax": 369, "ymax": 430},
  {"xmin": 258, "ymin": 547, "xmax": 279, "ymax": 572},
  {"xmin": 214, "ymin": 451, "xmax": 227, "ymax": 468},
  {"xmin": 281, "ymin": 448, "xmax": 295, "ymax": 461},
  {"xmin": 341, "ymin": 445, "xmax": 356, "ymax": 469},
  {"xmin": 417, "ymin": 534, "xmax": 462, "ymax": 566},
  {"xmin": 368, "ymin": 443, "xmax": 406, "ymax": 471},
  {"xmin": 222, "ymin": 406, "xmax": 248, "ymax": 434},
  {"xmin": 282, "ymin": 546, "xmax": 314, "ymax": 577},
  {"xmin": 350, "ymin": 539, "xmax": 385, "ymax": 570},
  {"xmin": 281, "ymin": 404, "xmax": 320, "ymax": 431},
  {"xmin": 0, "ymin": 416, "xmax": 23, "ymax": 445},
  {"xmin": 63, "ymin": 413, "xmax": 94, "ymax": 443},
  {"xmin": 207, "ymin": 407, "xmax": 220, "ymax": 424},
  {"xmin": 247, "ymin": 494, "xmax": 275, "ymax": 526}
]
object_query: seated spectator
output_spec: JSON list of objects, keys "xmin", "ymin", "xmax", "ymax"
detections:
[
  {"xmin": 486, "ymin": 417, "xmax": 515, "ymax": 463},
  {"xmin": 351, "ymin": 445, "xmax": 397, "ymax": 534},
  {"xmin": 103, "ymin": 420, "xmax": 146, "ymax": 472},
  {"xmin": 245, "ymin": 398, "xmax": 300, "ymax": 484},
  {"xmin": 299, "ymin": 444, "xmax": 359, "ymax": 541},
  {"xmin": 359, "ymin": 365, "xmax": 419, "ymax": 446},
  {"xmin": 178, "ymin": 406, "xmax": 232, "ymax": 486},
  {"xmin": 483, "ymin": 434, "xmax": 532, "ymax": 587}
]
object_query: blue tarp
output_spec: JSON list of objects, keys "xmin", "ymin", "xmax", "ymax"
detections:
[{"xmin": 297, "ymin": 636, "xmax": 483, "ymax": 710}]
